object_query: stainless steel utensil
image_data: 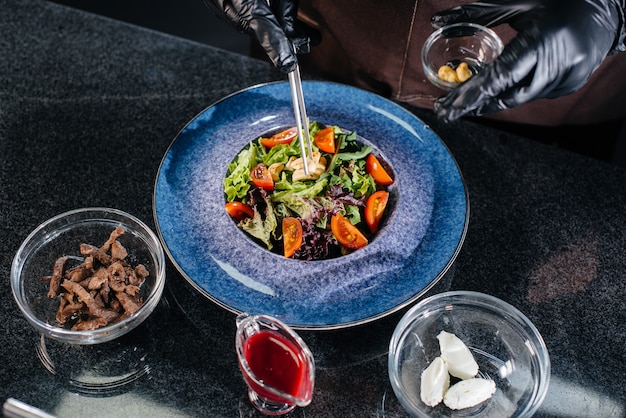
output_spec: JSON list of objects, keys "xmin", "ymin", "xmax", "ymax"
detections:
[
  {"xmin": 3, "ymin": 399, "xmax": 56, "ymax": 418},
  {"xmin": 288, "ymin": 64, "xmax": 313, "ymax": 175}
]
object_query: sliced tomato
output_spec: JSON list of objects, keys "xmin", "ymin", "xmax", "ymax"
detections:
[
  {"xmin": 225, "ymin": 201, "xmax": 254, "ymax": 220},
  {"xmin": 314, "ymin": 126, "xmax": 336, "ymax": 153},
  {"xmin": 282, "ymin": 217, "xmax": 303, "ymax": 258},
  {"xmin": 330, "ymin": 213, "xmax": 368, "ymax": 249},
  {"xmin": 250, "ymin": 163, "xmax": 274, "ymax": 190},
  {"xmin": 365, "ymin": 190, "xmax": 389, "ymax": 233},
  {"xmin": 366, "ymin": 154, "xmax": 394, "ymax": 185},
  {"xmin": 260, "ymin": 127, "xmax": 298, "ymax": 149}
]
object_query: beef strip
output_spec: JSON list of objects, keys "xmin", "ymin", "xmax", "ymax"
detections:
[
  {"xmin": 111, "ymin": 240, "xmax": 128, "ymax": 261},
  {"xmin": 87, "ymin": 270, "xmax": 108, "ymax": 290},
  {"xmin": 43, "ymin": 227, "xmax": 148, "ymax": 331},
  {"xmin": 107, "ymin": 261, "xmax": 127, "ymax": 292},
  {"xmin": 80, "ymin": 243, "xmax": 112, "ymax": 266},
  {"xmin": 56, "ymin": 292, "xmax": 83, "ymax": 326},
  {"xmin": 61, "ymin": 280, "xmax": 120, "ymax": 324},
  {"xmin": 115, "ymin": 291, "xmax": 141, "ymax": 316},
  {"xmin": 47, "ymin": 255, "xmax": 70, "ymax": 298},
  {"xmin": 72, "ymin": 317, "xmax": 108, "ymax": 331},
  {"xmin": 65, "ymin": 264, "xmax": 93, "ymax": 283},
  {"xmin": 100, "ymin": 226, "xmax": 125, "ymax": 253},
  {"xmin": 129, "ymin": 264, "xmax": 149, "ymax": 286},
  {"xmin": 125, "ymin": 284, "xmax": 140, "ymax": 298}
]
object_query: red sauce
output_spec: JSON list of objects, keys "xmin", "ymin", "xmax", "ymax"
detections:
[{"xmin": 243, "ymin": 330, "xmax": 310, "ymax": 402}]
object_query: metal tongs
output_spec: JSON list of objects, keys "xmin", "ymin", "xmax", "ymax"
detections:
[
  {"xmin": 288, "ymin": 63, "xmax": 314, "ymax": 175},
  {"xmin": 3, "ymin": 398, "xmax": 56, "ymax": 418}
]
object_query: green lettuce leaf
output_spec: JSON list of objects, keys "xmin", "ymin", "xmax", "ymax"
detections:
[
  {"xmin": 239, "ymin": 194, "xmax": 278, "ymax": 250},
  {"xmin": 223, "ymin": 142, "xmax": 261, "ymax": 202}
]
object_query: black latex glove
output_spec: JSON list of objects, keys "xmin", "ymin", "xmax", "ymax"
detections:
[
  {"xmin": 203, "ymin": 0, "xmax": 319, "ymax": 73},
  {"xmin": 431, "ymin": 0, "xmax": 626, "ymax": 121}
]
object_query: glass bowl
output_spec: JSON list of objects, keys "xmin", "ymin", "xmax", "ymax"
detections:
[
  {"xmin": 388, "ymin": 291, "xmax": 550, "ymax": 418},
  {"xmin": 11, "ymin": 207, "xmax": 166, "ymax": 345},
  {"xmin": 422, "ymin": 23, "xmax": 504, "ymax": 91}
]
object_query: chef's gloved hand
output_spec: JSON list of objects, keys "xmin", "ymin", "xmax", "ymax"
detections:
[
  {"xmin": 203, "ymin": 0, "xmax": 319, "ymax": 73},
  {"xmin": 431, "ymin": 0, "xmax": 626, "ymax": 122}
]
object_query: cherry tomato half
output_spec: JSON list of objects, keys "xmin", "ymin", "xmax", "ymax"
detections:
[
  {"xmin": 365, "ymin": 190, "xmax": 389, "ymax": 233},
  {"xmin": 250, "ymin": 163, "xmax": 274, "ymax": 190},
  {"xmin": 225, "ymin": 201, "xmax": 254, "ymax": 221},
  {"xmin": 330, "ymin": 213, "xmax": 368, "ymax": 249},
  {"xmin": 314, "ymin": 126, "xmax": 336, "ymax": 153},
  {"xmin": 260, "ymin": 127, "xmax": 298, "ymax": 149},
  {"xmin": 366, "ymin": 154, "xmax": 394, "ymax": 185},
  {"xmin": 282, "ymin": 217, "xmax": 303, "ymax": 258}
]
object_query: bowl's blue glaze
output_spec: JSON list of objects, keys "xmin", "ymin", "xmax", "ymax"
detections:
[{"xmin": 153, "ymin": 81, "xmax": 468, "ymax": 329}]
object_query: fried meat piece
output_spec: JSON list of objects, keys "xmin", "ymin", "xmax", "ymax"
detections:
[
  {"xmin": 72, "ymin": 317, "xmax": 108, "ymax": 331},
  {"xmin": 87, "ymin": 269, "xmax": 108, "ymax": 290},
  {"xmin": 111, "ymin": 240, "xmax": 128, "ymax": 261},
  {"xmin": 101, "ymin": 226, "xmax": 125, "ymax": 253},
  {"xmin": 133, "ymin": 264, "xmax": 149, "ymax": 285},
  {"xmin": 80, "ymin": 243, "xmax": 112, "ymax": 266},
  {"xmin": 115, "ymin": 291, "xmax": 141, "ymax": 316},
  {"xmin": 107, "ymin": 261, "xmax": 128, "ymax": 292},
  {"xmin": 125, "ymin": 284, "xmax": 140, "ymax": 298},
  {"xmin": 61, "ymin": 280, "xmax": 120, "ymax": 324},
  {"xmin": 56, "ymin": 292, "xmax": 83, "ymax": 326},
  {"xmin": 42, "ymin": 227, "xmax": 148, "ymax": 331},
  {"xmin": 47, "ymin": 256, "xmax": 70, "ymax": 298},
  {"xmin": 65, "ymin": 263, "xmax": 94, "ymax": 283}
]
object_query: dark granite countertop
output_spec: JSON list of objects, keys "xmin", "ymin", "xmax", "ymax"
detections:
[{"xmin": 1, "ymin": 1, "xmax": 625, "ymax": 417}]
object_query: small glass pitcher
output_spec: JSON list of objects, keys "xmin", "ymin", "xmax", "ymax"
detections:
[{"xmin": 235, "ymin": 313, "xmax": 315, "ymax": 415}]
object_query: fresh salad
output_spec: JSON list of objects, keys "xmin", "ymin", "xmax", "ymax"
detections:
[{"xmin": 223, "ymin": 121, "xmax": 394, "ymax": 261}]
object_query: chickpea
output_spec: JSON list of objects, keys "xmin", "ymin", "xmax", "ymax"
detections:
[
  {"xmin": 437, "ymin": 65, "xmax": 459, "ymax": 83},
  {"xmin": 456, "ymin": 61, "xmax": 473, "ymax": 82}
]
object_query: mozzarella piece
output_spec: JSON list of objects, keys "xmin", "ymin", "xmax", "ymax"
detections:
[
  {"xmin": 420, "ymin": 357, "xmax": 450, "ymax": 407},
  {"xmin": 437, "ymin": 331, "xmax": 479, "ymax": 379},
  {"xmin": 443, "ymin": 378, "xmax": 496, "ymax": 410}
]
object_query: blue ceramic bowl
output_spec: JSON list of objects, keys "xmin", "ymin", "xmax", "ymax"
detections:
[{"xmin": 153, "ymin": 81, "xmax": 467, "ymax": 329}]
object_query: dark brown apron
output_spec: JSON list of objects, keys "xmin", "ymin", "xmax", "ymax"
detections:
[{"xmin": 297, "ymin": 0, "xmax": 626, "ymax": 126}]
